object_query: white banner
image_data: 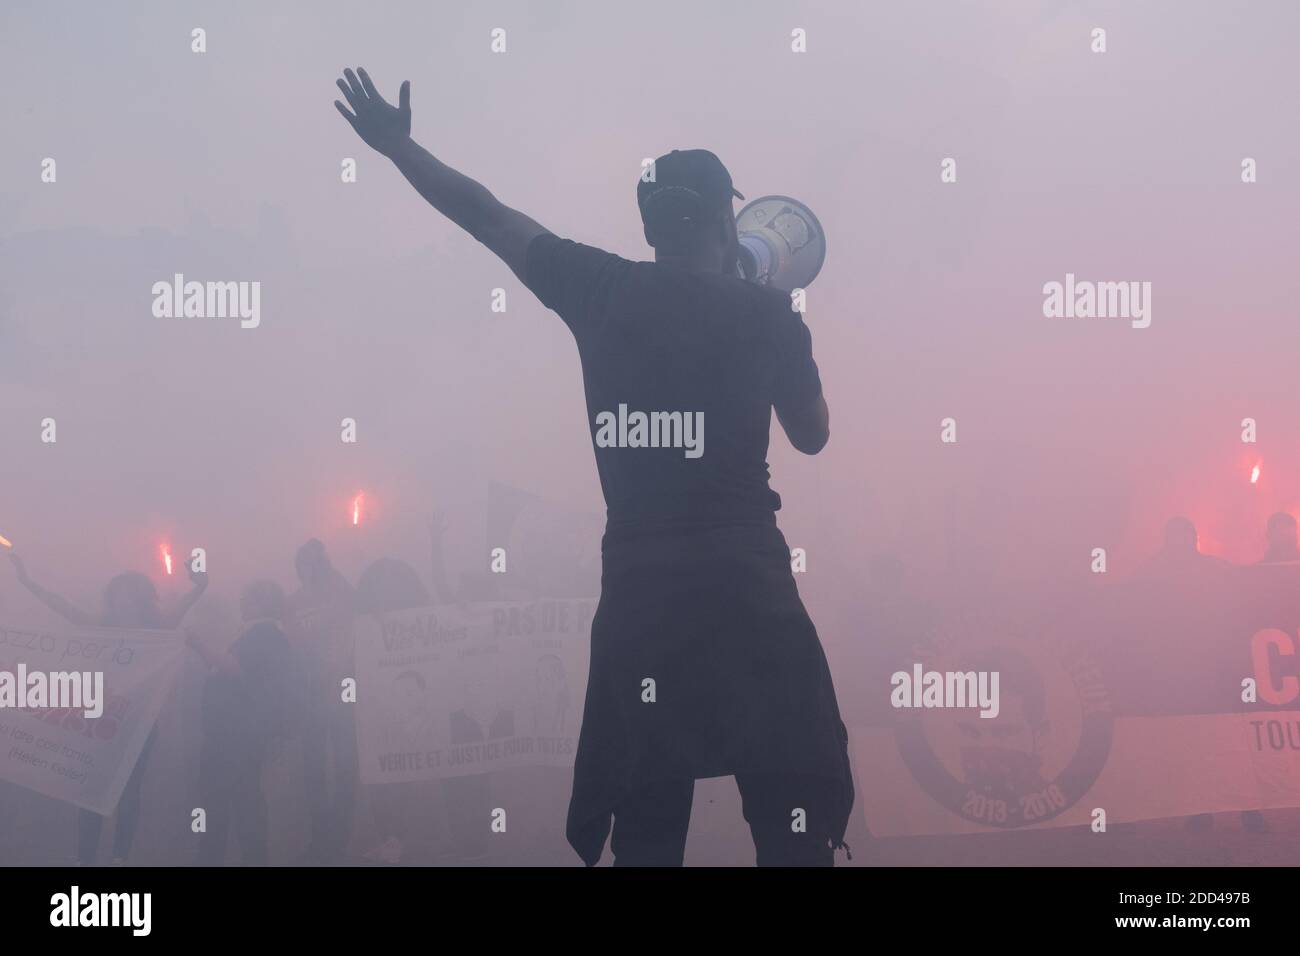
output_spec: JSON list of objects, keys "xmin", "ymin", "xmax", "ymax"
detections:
[
  {"xmin": 0, "ymin": 623, "xmax": 181, "ymax": 814},
  {"xmin": 355, "ymin": 599, "xmax": 594, "ymax": 783},
  {"xmin": 857, "ymin": 711, "xmax": 1300, "ymax": 836}
]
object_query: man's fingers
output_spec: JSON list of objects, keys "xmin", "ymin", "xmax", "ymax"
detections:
[
  {"xmin": 356, "ymin": 67, "xmax": 382, "ymax": 102},
  {"xmin": 334, "ymin": 100, "xmax": 359, "ymax": 128},
  {"xmin": 399, "ymin": 80, "xmax": 410, "ymax": 112},
  {"xmin": 336, "ymin": 78, "xmax": 364, "ymax": 113},
  {"xmin": 343, "ymin": 68, "xmax": 367, "ymax": 103}
]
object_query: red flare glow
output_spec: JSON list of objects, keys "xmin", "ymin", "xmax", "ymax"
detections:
[
  {"xmin": 1251, "ymin": 463, "xmax": 1261, "ymax": 485},
  {"xmin": 161, "ymin": 545, "xmax": 173, "ymax": 575},
  {"xmin": 352, "ymin": 494, "xmax": 363, "ymax": 526}
]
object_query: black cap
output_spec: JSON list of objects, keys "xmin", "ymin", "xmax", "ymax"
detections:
[{"xmin": 637, "ymin": 149, "xmax": 744, "ymax": 234}]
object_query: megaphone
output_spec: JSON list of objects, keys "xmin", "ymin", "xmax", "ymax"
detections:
[{"xmin": 735, "ymin": 195, "xmax": 826, "ymax": 293}]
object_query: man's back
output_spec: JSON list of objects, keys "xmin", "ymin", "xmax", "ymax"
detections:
[{"xmin": 524, "ymin": 234, "xmax": 822, "ymax": 537}]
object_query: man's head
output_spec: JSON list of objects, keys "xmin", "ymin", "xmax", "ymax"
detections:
[
  {"xmin": 103, "ymin": 572, "xmax": 160, "ymax": 628},
  {"xmin": 395, "ymin": 670, "xmax": 428, "ymax": 709},
  {"xmin": 638, "ymin": 149, "xmax": 743, "ymax": 274},
  {"xmin": 535, "ymin": 654, "xmax": 566, "ymax": 698},
  {"xmin": 295, "ymin": 538, "xmax": 331, "ymax": 587}
]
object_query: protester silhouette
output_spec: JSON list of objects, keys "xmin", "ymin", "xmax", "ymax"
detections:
[
  {"xmin": 335, "ymin": 67, "xmax": 852, "ymax": 865},
  {"xmin": 7, "ymin": 551, "xmax": 207, "ymax": 864},
  {"xmin": 189, "ymin": 580, "xmax": 292, "ymax": 865},
  {"xmin": 354, "ymin": 557, "xmax": 436, "ymax": 865},
  {"xmin": 1260, "ymin": 512, "xmax": 1300, "ymax": 564},
  {"xmin": 288, "ymin": 539, "xmax": 358, "ymax": 863}
]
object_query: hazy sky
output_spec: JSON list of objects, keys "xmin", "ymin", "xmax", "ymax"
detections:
[{"xmin": 2, "ymin": 0, "xmax": 1298, "ymax": 622}]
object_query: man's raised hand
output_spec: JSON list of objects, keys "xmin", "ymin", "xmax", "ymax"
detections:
[
  {"xmin": 334, "ymin": 67, "xmax": 411, "ymax": 158},
  {"xmin": 331, "ymin": 66, "xmax": 548, "ymax": 281}
]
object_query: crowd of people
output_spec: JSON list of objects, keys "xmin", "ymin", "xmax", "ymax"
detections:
[
  {"xmin": 0, "ymin": 508, "xmax": 1296, "ymax": 865},
  {"xmin": 2, "ymin": 519, "xmax": 554, "ymax": 866}
]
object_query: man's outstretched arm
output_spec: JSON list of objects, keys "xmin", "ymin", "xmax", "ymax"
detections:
[{"xmin": 334, "ymin": 67, "xmax": 548, "ymax": 283}]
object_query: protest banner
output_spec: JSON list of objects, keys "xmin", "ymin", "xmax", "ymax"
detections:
[
  {"xmin": 856, "ymin": 562, "xmax": 1300, "ymax": 836},
  {"xmin": 355, "ymin": 598, "xmax": 593, "ymax": 783},
  {"xmin": 0, "ymin": 623, "xmax": 181, "ymax": 814}
]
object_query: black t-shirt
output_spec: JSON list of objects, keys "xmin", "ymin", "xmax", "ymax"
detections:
[
  {"xmin": 524, "ymin": 233, "xmax": 822, "ymax": 536},
  {"xmin": 201, "ymin": 620, "xmax": 293, "ymax": 750}
]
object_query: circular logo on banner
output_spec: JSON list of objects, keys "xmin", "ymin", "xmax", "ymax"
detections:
[{"xmin": 892, "ymin": 614, "xmax": 1113, "ymax": 829}]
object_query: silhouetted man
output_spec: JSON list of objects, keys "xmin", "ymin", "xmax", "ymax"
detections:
[
  {"xmin": 1131, "ymin": 516, "xmax": 1231, "ymax": 715},
  {"xmin": 1159, "ymin": 516, "xmax": 1204, "ymax": 564},
  {"xmin": 289, "ymin": 538, "xmax": 358, "ymax": 862},
  {"xmin": 334, "ymin": 67, "xmax": 852, "ymax": 865},
  {"xmin": 1260, "ymin": 512, "xmax": 1300, "ymax": 564}
]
